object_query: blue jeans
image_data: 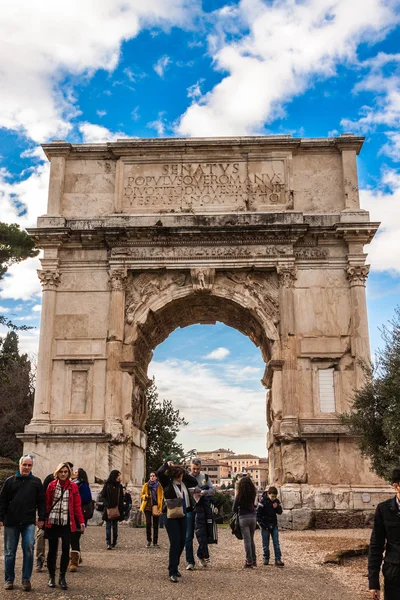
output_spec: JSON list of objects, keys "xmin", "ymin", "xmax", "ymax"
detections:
[
  {"xmin": 105, "ymin": 520, "xmax": 118, "ymax": 545},
  {"xmin": 185, "ymin": 510, "xmax": 195, "ymax": 565},
  {"xmin": 261, "ymin": 525, "xmax": 281, "ymax": 561},
  {"xmin": 4, "ymin": 524, "xmax": 35, "ymax": 583}
]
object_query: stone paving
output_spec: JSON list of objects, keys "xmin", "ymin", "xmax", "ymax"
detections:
[{"xmin": 1, "ymin": 525, "xmax": 373, "ymax": 599}]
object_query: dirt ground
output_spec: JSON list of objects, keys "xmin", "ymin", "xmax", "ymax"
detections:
[{"xmin": 1, "ymin": 525, "xmax": 376, "ymax": 600}]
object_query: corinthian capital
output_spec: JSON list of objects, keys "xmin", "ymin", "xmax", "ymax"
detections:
[
  {"xmin": 277, "ymin": 265, "xmax": 297, "ymax": 288},
  {"xmin": 346, "ymin": 265, "xmax": 370, "ymax": 287},
  {"xmin": 37, "ymin": 269, "xmax": 61, "ymax": 290},
  {"xmin": 109, "ymin": 268, "xmax": 127, "ymax": 291}
]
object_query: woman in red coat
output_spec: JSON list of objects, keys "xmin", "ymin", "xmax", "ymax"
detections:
[{"xmin": 45, "ymin": 462, "xmax": 85, "ymax": 590}]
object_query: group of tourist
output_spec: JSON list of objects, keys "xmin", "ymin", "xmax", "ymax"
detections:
[{"xmin": 1, "ymin": 455, "xmax": 400, "ymax": 598}]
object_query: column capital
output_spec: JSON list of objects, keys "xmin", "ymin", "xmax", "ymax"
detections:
[
  {"xmin": 108, "ymin": 268, "xmax": 127, "ymax": 291},
  {"xmin": 277, "ymin": 265, "xmax": 297, "ymax": 288},
  {"xmin": 346, "ymin": 264, "xmax": 370, "ymax": 287},
  {"xmin": 37, "ymin": 269, "xmax": 61, "ymax": 290}
]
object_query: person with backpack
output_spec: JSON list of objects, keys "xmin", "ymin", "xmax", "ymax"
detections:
[
  {"xmin": 256, "ymin": 485, "xmax": 284, "ymax": 567},
  {"xmin": 185, "ymin": 458, "xmax": 216, "ymax": 570},
  {"xmin": 44, "ymin": 462, "xmax": 85, "ymax": 590},
  {"xmin": 0, "ymin": 454, "xmax": 46, "ymax": 592},
  {"xmin": 69, "ymin": 468, "xmax": 93, "ymax": 571},
  {"xmin": 99, "ymin": 470, "xmax": 124, "ymax": 550}
]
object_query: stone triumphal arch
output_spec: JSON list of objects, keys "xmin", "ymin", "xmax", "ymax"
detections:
[{"xmin": 21, "ymin": 135, "xmax": 387, "ymax": 524}]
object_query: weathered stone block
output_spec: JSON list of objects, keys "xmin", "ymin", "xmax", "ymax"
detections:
[
  {"xmin": 292, "ymin": 508, "xmax": 314, "ymax": 530},
  {"xmin": 280, "ymin": 488, "xmax": 302, "ymax": 510},
  {"xmin": 281, "ymin": 441, "xmax": 306, "ymax": 483},
  {"xmin": 277, "ymin": 510, "xmax": 293, "ymax": 530},
  {"xmin": 314, "ymin": 488, "xmax": 335, "ymax": 510}
]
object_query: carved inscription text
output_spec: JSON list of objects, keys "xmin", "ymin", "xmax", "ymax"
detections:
[{"xmin": 122, "ymin": 160, "xmax": 287, "ymax": 212}]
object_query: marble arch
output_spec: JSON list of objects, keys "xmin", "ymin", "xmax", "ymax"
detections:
[{"xmin": 20, "ymin": 135, "xmax": 388, "ymax": 525}]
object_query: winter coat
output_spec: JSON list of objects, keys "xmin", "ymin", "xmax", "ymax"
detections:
[
  {"xmin": 368, "ymin": 496, "xmax": 400, "ymax": 590},
  {"xmin": 45, "ymin": 479, "xmax": 85, "ymax": 532},
  {"xmin": 140, "ymin": 481, "xmax": 164, "ymax": 513},
  {"xmin": 156, "ymin": 463, "xmax": 198, "ymax": 511},
  {"xmin": 0, "ymin": 472, "xmax": 46, "ymax": 526},
  {"xmin": 256, "ymin": 492, "xmax": 283, "ymax": 528},
  {"xmin": 99, "ymin": 482, "xmax": 124, "ymax": 522}
]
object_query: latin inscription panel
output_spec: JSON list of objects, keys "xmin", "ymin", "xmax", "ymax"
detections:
[{"xmin": 121, "ymin": 158, "xmax": 288, "ymax": 213}]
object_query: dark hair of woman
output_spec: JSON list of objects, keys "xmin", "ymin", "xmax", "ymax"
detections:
[
  {"xmin": 106, "ymin": 469, "xmax": 121, "ymax": 484},
  {"xmin": 77, "ymin": 468, "xmax": 89, "ymax": 485},
  {"xmin": 165, "ymin": 465, "xmax": 186, "ymax": 480},
  {"xmin": 236, "ymin": 476, "xmax": 257, "ymax": 509}
]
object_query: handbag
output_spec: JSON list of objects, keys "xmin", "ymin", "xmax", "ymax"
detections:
[
  {"xmin": 152, "ymin": 505, "xmax": 162, "ymax": 517},
  {"xmin": 106, "ymin": 506, "xmax": 120, "ymax": 520},
  {"xmin": 230, "ymin": 511, "xmax": 243, "ymax": 540},
  {"xmin": 165, "ymin": 497, "xmax": 185, "ymax": 519},
  {"xmin": 82, "ymin": 500, "xmax": 95, "ymax": 520},
  {"xmin": 106, "ymin": 487, "xmax": 121, "ymax": 520}
]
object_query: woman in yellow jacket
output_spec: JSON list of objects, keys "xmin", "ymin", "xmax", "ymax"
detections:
[{"xmin": 140, "ymin": 472, "xmax": 164, "ymax": 547}]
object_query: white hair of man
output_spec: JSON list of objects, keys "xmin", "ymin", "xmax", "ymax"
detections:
[{"xmin": 19, "ymin": 454, "xmax": 34, "ymax": 466}]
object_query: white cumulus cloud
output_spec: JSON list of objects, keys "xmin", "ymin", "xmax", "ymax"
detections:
[
  {"xmin": 154, "ymin": 55, "xmax": 171, "ymax": 78},
  {"xmin": 204, "ymin": 347, "xmax": 230, "ymax": 360},
  {"xmin": 177, "ymin": 0, "xmax": 397, "ymax": 136}
]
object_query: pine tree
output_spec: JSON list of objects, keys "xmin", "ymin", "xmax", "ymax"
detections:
[
  {"xmin": 341, "ymin": 307, "xmax": 400, "ymax": 480},
  {"xmin": 145, "ymin": 378, "xmax": 188, "ymax": 477},
  {"xmin": 0, "ymin": 222, "xmax": 39, "ymax": 330},
  {"xmin": 0, "ymin": 332, "xmax": 34, "ymax": 459}
]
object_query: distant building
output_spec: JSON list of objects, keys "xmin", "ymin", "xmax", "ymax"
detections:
[
  {"xmin": 201, "ymin": 458, "xmax": 230, "ymax": 486},
  {"xmin": 197, "ymin": 448, "xmax": 235, "ymax": 461}
]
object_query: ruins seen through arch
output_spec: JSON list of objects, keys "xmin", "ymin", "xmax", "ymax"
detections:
[{"xmin": 20, "ymin": 135, "xmax": 387, "ymax": 526}]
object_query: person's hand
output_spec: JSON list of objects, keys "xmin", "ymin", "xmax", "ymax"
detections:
[
  {"xmin": 370, "ymin": 590, "xmax": 380, "ymax": 599},
  {"xmin": 167, "ymin": 461, "xmax": 174, "ymax": 467},
  {"xmin": 80, "ymin": 523, "xmax": 85, "ymax": 533},
  {"xmin": 273, "ymin": 502, "xmax": 278, "ymax": 508},
  {"xmin": 36, "ymin": 520, "xmax": 44, "ymax": 528},
  {"xmin": 0, "ymin": 521, "xmax": 3, "ymax": 527}
]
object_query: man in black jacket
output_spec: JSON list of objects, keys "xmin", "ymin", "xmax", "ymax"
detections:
[
  {"xmin": 0, "ymin": 454, "xmax": 46, "ymax": 591},
  {"xmin": 369, "ymin": 467, "xmax": 400, "ymax": 599}
]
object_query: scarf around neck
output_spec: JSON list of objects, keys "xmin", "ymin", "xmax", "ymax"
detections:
[
  {"xmin": 148, "ymin": 480, "xmax": 159, "ymax": 504},
  {"xmin": 48, "ymin": 480, "xmax": 70, "ymax": 526},
  {"xmin": 172, "ymin": 480, "xmax": 190, "ymax": 510}
]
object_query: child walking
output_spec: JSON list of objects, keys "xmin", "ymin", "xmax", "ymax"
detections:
[{"xmin": 256, "ymin": 486, "xmax": 284, "ymax": 567}]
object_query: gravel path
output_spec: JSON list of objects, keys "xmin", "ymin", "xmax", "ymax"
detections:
[{"xmin": 1, "ymin": 525, "xmax": 374, "ymax": 599}]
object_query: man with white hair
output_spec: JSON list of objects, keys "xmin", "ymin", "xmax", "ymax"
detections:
[{"xmin": 0, "ymin": 454, "xmax": 46, "ymax": 591}]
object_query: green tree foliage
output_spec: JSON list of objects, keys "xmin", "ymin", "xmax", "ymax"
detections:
[
  {"xmin": 213, "ymin": 490, "xmax": 233, "ymax": 521},
  {"xmin": 341, "ymin": 307, "xmax": 400, "ymax": 481},
  {"xmin": 0, "ymin": 222, "xmax": 39, "ymax": 330},
  {"xmin": 0, "ymin": 331, "xmax": 34, "ymax": 459},
  {"xmin": 145, "ymin": 378, "xmax": 188, "ymax": 477}
]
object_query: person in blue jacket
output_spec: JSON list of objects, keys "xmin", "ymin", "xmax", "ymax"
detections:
[
  {"xmin": 69, "ymin": 468, "xmax": 92, "ymax": 571},
  {"xmin": 256, "ymin": 486, "xmax": 284, "ymax": 567}
]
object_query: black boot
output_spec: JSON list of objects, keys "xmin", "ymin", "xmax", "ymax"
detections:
[
  {"xmin": 59, "ymin": 574, "xmax": 68, "ymax": 590},
  {"xmin": 48, "ymin": 574, "xmax": 56, "ymax": 588}
]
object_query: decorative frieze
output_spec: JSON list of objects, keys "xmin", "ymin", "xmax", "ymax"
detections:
[{"xmin": 294, "ymin": 247, "xmax": 328, "ymax": 260}]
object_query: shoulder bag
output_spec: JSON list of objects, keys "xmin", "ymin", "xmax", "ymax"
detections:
[
  {"xmin": 230, "ymin": 510, "xmax": 243, "ymax": 540},
  {"xmin": 165, "ymin": 497, "xmax": 184, "ymax": 519}
]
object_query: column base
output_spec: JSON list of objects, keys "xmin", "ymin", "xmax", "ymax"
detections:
[{"xmin": 277, "ymin": 483, "xmax": 393, "ymax": 530}]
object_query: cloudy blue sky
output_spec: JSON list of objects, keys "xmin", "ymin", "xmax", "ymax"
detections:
[{"xmin": 1, "ymin": 0, "xmax": 400, "ymax": 457}]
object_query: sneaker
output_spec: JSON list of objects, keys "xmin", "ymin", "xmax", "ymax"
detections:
[
  {"xmin": 107, "ymin": 544, "xmax": 112, "ymax": 550},
  {"xmin": 146, "ymin": 541, "xmax": 151, "ymax": 547},
  {"xmin": 4, "ymin": 582, "xmax": 14, "ymax": 590},
  {"xmin": 153, "ymin": 543, "xmax": 159, "ymax": 547},
  {"xmin": 186, "ymin": 564, "xmax": 195, "ymax": 571},
  {"xmin": 205, "ymin": 558, "xmax": 211, "ymax": 563},
  {"xmin": 263, "ymin": 559, "xmax": 269, "ymax": 566},
  {"xmin": 275, "ymin": 559, "xmax": 285, "ymax": 567},
  {"xmin": 176, "ymin": 571, "xmax": 182, "ymax": 577},
  {"xmin": 169, "ymin": 575, "xmax": 178, "ymax": 583},
  {"xmin": 198, "ymin": 558, "xmax": 208, "ymax": 567},
  {"xmin": 243, "ymin": 562, "xmax": 253, "ymax": 569},
  {"xmin": 22, "ymin": 580, "xmax": 32, "ymax": 592}
]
